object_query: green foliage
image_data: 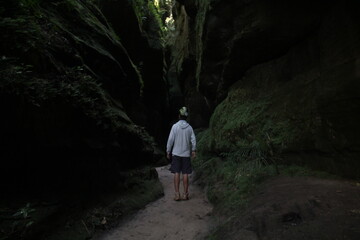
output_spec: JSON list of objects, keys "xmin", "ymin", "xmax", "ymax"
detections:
[
  {"xmin": 194, "ymin": 126, "xmax": 278, "ymax": 214},
  {"xmin": 148, "ymin": 1, "xmax": 165, "ymax": 32},
  {"xmin": 12, "ymin": 203, "xmax": 35, "ymax": 219},
  {"xmin": 19, "ymin": 0, "xmax": 42, "ymax": 8},
  {"xmin": 0, "ymin": 16, "xmax": 44, "ymax": 54},
  {"xmin": 130, "ymin": 0, "xmax": 180, "ymax": 49},
  {"xmin": 219, "ymin": 145, "xmax": 266, "ymax": 165},
  {"xmin": 2, "ymin": 203, "xmax": 37, "ymax": 239},
  {"xmin": 0, "ymin": 61, "xmax": 128, "ymax": 133},
  {"xmin": 208, "ymin": 97, "xmax": 267, "ymax": 153},
  {"xmin": 206, "ymin": 86, "xmax": 301, "ymax": 159},
  {"xmin": 131, "ymin": 0, "xmax": 166, "ymax": 41},
  {"xmin": 194, "ymin": 153, "xmax": 277, "ymax": 215}
]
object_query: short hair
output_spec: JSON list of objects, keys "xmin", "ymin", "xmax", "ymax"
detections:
[{"xmin": 179, "ymin": 106, "xmax": 188, "ymax": 117}]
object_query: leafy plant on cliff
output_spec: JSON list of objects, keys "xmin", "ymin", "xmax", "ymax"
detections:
[
  {"xmin": 148, "ymin": 0, "xmax": 166, "ymax": 31},
  {"xmin": 209, "ymin": 97, "xmax": 269, "ymax": 152},
  {"xmin": 194, "ymin": 152, "xmax": 277, "ymax": 216},
  {"xmin": 0, "ymin": 15, "xmax": 44, "ymax": 54},
  {"xmin": 0, "ymin": 60, "xmax": 127, "ymax": 133},
  {"xmin": 131, "ymin": 0, "xmax": 167, "ymax": 47},
  {"xmin": 19, "ymin": 0, "xmax": 42, "ymax": 8}
]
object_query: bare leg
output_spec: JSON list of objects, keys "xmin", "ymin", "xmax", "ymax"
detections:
[
  {"xmin": 174, "ymin": 173, "xmax": 181, "ymax": 201},
  {"xmin": 174, "ymin": 173, "xmax": 180, "ymax": 193},
  {"xmin": 183, "ymin": 174, "xmax": 189, "ymax": 194}
]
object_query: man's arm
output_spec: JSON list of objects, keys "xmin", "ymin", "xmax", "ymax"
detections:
[
  {"xmin": 166, "ymin": 126, "xmax": 175, "ymax": 159},
  {"xmin": 190, "ymin": 128, "xmax": 196, "ymax": 158}
]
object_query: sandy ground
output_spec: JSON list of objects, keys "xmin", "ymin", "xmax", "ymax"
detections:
[
  {"xmin": 217, "ymin": 176, "xmax": 360, "ymax": 240},
  {"xmin": 95, "ymin": 165, "xmax": 214, "ymax": 240}
]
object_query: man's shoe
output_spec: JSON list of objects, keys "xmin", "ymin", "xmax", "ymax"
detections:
[
  {"xmin": 182, "ymin": 192, "xmax": 189, "ymax": 200},
  {"xmin": 174, "ymin": 192, "xmax": 181, "ymax": 201}
]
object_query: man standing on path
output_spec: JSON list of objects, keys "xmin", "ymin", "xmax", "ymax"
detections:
[{"xmin": 166, "ymin": 107, "xmax": 196, "ymax": 201}]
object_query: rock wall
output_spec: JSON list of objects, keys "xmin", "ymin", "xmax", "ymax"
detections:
[
  {"xmin": 98, "ymin": 0, "xmax": 169, "ymax": 144},
  {"xmin": 0, "ymin": 0, "xmax": 167, "ymax": 195},
  {"xmin": 181, "ymin": 0, "xmax": 360, "ymax": 177},
  {"xmin": 167, "ymin": 0, "xmax": 212, "ymax": 128}
]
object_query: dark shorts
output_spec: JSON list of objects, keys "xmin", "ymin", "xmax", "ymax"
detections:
[{"xmin": 170, "ymin": 155, "xmax": 192, "ymax": 174}]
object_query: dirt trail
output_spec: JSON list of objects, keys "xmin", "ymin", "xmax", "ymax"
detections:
[
  {"xmin": 95, "ymin": 165, "xmax": 214, "ymax": 240},
  {"xmin": 216, "ymin": 176, "xmax": 360, "ymax": 240}
]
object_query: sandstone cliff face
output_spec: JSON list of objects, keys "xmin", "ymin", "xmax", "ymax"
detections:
[
  {"xmin": 0, "ymin": 0, "xmax": 166, "ymax": 194},
  {"xmin": 98, "ymin": 0, "xmax": 169, "ymax": 143},
  {"xmin": 181, "ymin": 0, "xmax": 360, "ymax": 177}
]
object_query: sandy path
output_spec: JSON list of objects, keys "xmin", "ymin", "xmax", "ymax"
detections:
[{"xmin": 96, "ymin": 165, "xmax": 214, "ymax": 240}]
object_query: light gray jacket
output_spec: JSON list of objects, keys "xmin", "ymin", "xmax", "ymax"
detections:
[{"xmin": 166, "ymin": 120, "xmax": 196, "ymax": 157}]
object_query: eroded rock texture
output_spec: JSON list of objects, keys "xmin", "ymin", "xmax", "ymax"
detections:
[
  {"xmin": 98, "ymin": 0, "xmax": 169, "ymax": 143},
  {"xmin": 0, "ymin": 0, "xmax": 167, "ymax": 195},
  {"xmin": 181, "ymin": 0, "xmax": 360, "ymax": 177}
]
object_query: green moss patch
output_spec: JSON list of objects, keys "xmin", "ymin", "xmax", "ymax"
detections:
[{"xmin": 194, "ymin": 147, "xmax": 339, "ymax": 239}]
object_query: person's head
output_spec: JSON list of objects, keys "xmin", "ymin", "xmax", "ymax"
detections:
[{"xmin": 179, "ymin": 106, "xmax": 188, "ymax": 120}]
